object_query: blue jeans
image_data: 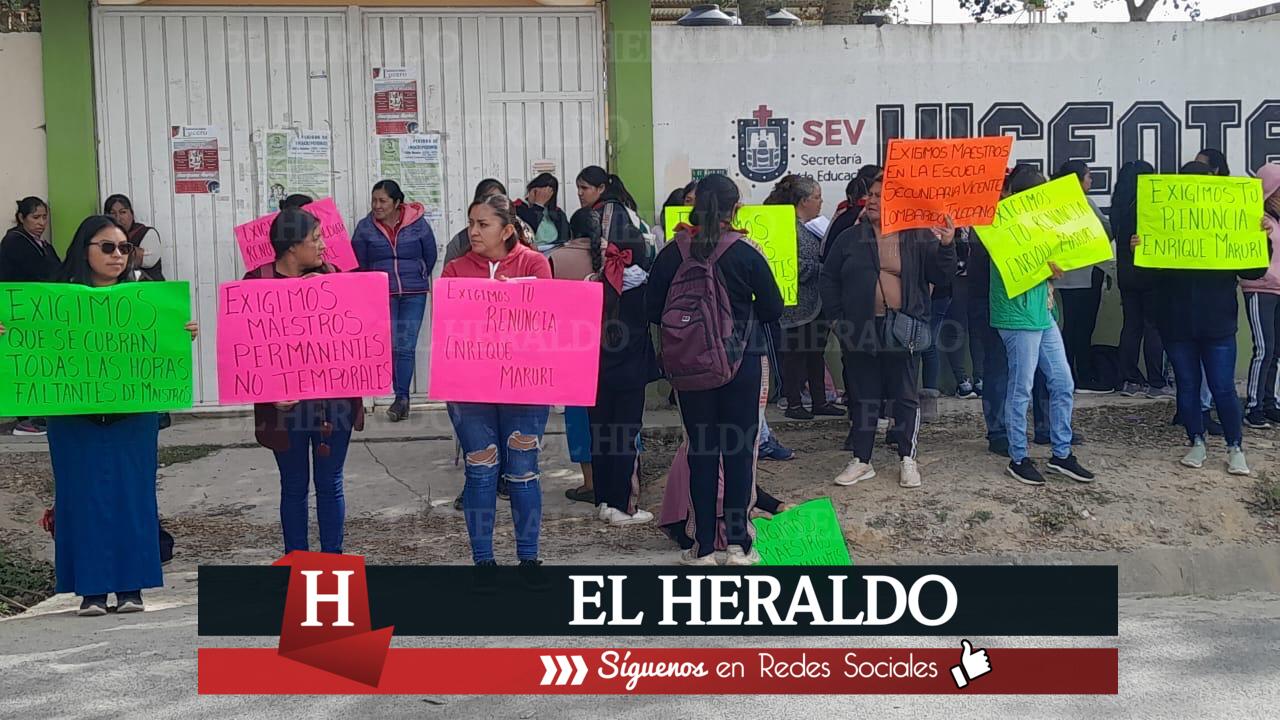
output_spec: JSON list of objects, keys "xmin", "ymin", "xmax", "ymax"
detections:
[
  {"xmin": 922, "ymin": 296, "xmax": 969, "ymax": 390},
  {"xmin": 564, "ymin": 406, "xmax": 592, "ymax": 464},
  {"xmin": 1167, "ymin": 338, "xmax": 1242, "ymax": 447},
  {"xmin": 390, "ymin": 293, "xmax": 428, "ymax": 401},
  {"xmin": 980, "ymin": 317, "xmax": 1049, "ymax": 445},
  {"xmin": 1000, "ymin": 325, "xmax": 1075, "ymax": 462},
  {"xmin": 272, "ymin": 401, "xmax": 354, "ymax": 554},
  {"xmin": 447, "ymin": 402, "xmax": 550, "ymax": 563}
]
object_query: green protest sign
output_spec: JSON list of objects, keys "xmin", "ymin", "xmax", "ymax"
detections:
[
  {"xmin": 1135, "ymin": 175, "xmax": 1269, "ymax": 270},
  {"xmin": 974, "ymin": 175, "xmax": 1113, "ymax": 298},
  {"xmin": 663, "ymin": 204, "xmax": 799, "ymax": 306},
  {"xmin": 0, "ymin": 282, "xmax": 194, "ymax": 416},
  {"xmin": 751, "ymin": 497, "xmax": 852, "ymax": 566}
]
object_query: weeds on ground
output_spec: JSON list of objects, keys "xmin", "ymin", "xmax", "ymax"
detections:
[{"xmin": 0, "ymin": 546, "xmax": 53, "ymax": 616}]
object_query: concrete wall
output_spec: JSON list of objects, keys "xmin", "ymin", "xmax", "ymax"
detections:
[
  {"xmin": 0, "ymin": 33, "xmax": 47, "ymax": 222},
  {"xmin": 652, "ymin": 21, "xmax": 1280, "ymax": 381}
]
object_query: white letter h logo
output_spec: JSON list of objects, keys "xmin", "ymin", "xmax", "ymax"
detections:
[{"xmin": 299, "ymin": 570, "xmax": 355, "ymax": 627}]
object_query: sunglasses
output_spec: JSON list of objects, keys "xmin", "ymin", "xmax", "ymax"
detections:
[{"xmin": 92, "ymin": 241, "xmax": 136, "ymax": 255}]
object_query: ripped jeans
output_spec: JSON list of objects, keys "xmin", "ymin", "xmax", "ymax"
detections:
[{"xmin": 447, "ymin": 402, "xmax": 550, "ymax": 563}]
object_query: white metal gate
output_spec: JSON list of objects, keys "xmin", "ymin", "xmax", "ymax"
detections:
[{"xmin": 92, "ymin": 6, "xmax": 606, "ymax": 407}]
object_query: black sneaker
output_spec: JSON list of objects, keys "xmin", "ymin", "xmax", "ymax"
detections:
[
  {"xmin": 78, "ymin": 595, "xmax": 108, "ymax": 617},
  {"xmin": 1204, "ymin": 410, "xmax": 1224, "ymax": 437},
  {"xmin": 386, "ymin": 397, "xmax": 410, "ymax": 422},
  {"xmin": 472, "ymin": 560, "xmax": 499, "ymax": 595},
  {"xmin": 1007, "ymin": 458, "xmax": 1045, "ymax": 486},
  {"xmin": 1267, "ymin": 408, "xmax": 1280, "ymax": 425},
  {"xmin": 1245, "ymin": 411, "xmax": 1272, "ymax": 430},
  {"xmin": 453, "ymin": 493, "xmax": 464, "ymax": 511},
  {"xmin": 1046, "ymin": 454, "xmax": 1096, "ymax": 483},
  {"xmin": 988, "ymin": 438, "xmax": 1010, "ymax": 457},
  {"xmin": 115, "ymin": 590, "xmax": 145, "ymax": 613},
  {"xmin": 813, "ymin": 404, "xmax": 845, "ymax": 417},
  {"xmin": 784, "ymin": 406, "xmax": 814, "ymax": 420},
  {"xmin": 518, "ymin": 559, "xmax": 550, "ymax": 592}
]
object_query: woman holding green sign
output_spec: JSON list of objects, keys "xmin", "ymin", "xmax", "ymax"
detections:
[
  {"xmin": 1134, "ymin": 162, "xmax": 1271, "ymax": 475},
  {"xmin": 0, "ymin": 215, "xmax": 199, "ymax": 616}
]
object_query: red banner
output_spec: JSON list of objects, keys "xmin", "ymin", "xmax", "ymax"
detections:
[{"xmin": 199, "ymin": 647, "xmax": 1117, "ymax": 695}]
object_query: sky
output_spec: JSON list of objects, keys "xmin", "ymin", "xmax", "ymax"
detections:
[{"xmin": 895, "ymin": 0, "xmax": 1269, "ymax": 23}]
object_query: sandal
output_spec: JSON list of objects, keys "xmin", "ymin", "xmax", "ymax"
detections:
[{"xmin": 564, "ymin": 485, "xmax": 594, "ymax": 504}]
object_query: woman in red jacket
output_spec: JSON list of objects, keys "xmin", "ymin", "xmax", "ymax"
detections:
[
  {"xmin": 248, "ymin": 208, "xmax": 364, "ymax": 554},
  {"xmin": 442, "ymin": 194, "xmax": 552, "ymax": 581}
]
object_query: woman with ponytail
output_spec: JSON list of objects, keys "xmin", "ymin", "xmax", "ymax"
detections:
[
  {"xmin": 548, "ymin": 208, "xmax": 606, "ymax": 504},
  {"xmin": 576, "ymin": 165, "xmax": 647, "ymax": 249},
  {"xmin": 442, "ymin": 194, "xmax": 552, "ymax": 582},
  {"xmin": 646, "ymin": 174, "xmax": 784, "ymax": 566}
]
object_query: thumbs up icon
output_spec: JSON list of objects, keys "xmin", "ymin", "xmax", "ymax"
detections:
[{"xmin": 950, "ymin": 640, "xmax": 992, "ymax": 688}]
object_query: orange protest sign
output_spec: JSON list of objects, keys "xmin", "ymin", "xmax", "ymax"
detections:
[{"xmin": 880, "ymin": 136, "xmax": 1013, "ymax": 235}]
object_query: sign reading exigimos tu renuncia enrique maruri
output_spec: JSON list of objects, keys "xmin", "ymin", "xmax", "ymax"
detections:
[{"xmin": 1135, "ymin": 175, "xmax": 1270, "ymax": 270}]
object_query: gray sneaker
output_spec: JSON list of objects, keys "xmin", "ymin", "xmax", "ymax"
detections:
[
  {"xmin": 1145, "ymin": 385, "xmax": 1176, "ymax": 400},
  {"xmin": 1119, "ymin": 382, "xmax": 1145, "ymax": 397},
  {"xmin": 1227, "ymin": 446, "xmax": 1251, "ymax": 476},
  {"xmin": 1180, "ymin": 438, "xmax": 1207, "ymax": 469}
]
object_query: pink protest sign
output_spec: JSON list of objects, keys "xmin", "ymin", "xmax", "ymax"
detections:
[
  {"xmin": 216, "ymin": 272, "xmax": 392, "ymax": 404},
  {"xmin": 233, "ymin": 198, "xmax": 359, "ymax": 272},
  {"xmin": 429, "ymin": 277, "xmax": 603, "ymax": 406}
]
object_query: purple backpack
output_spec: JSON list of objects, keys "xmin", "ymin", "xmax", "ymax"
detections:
[{"xmin": 660, "ymin": 231, "xmax": 744, "ymax": 391}]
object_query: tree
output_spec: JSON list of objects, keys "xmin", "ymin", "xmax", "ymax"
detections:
[
  {"xmin": 738, "ymin": 0, "xmax": 770, "ymax": 25},
  {"xmin": 822, "ymin": 0, "xmax": 896, "ymax": 24},
  {"xmin": 957, "ymin": 0, "xmax": 1200, "ymax": 22}
]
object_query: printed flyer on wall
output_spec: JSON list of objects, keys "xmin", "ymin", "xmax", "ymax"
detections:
[
  {"xmin": 170, "ymin": 125, "xmax": 220, "ymax": 194},
  {"xmin": 377, "ymin": 133, "xmax": 444, "ymax": 224},
  {"xmin": 371, "ymin": 67, "xmax": 420, "ymax": 135},
  {"xmin": 257, "ymin": 129, "xmax": 332, "ymax": 212}
]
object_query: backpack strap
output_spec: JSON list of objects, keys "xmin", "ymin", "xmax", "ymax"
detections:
[{"xmin": 674, "ymin": 229, "xmax": 741, "ymax": 264}]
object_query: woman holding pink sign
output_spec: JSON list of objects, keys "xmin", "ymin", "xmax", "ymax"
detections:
[
  {"xmin": 247, "ymin": 208, "xmax": 364, "ymax": 557},
  {"xmin": 353, "ymin": 179, "xmax": 438, "ymax": 423},
  {"xmin": 442, "ymin": 194, "xmax": 552, "ymax": 587}
]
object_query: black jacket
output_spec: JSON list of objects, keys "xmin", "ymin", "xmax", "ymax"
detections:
[
  {"xmin": 0, "ymin": 227, "xmax": 61, "ymax": 282},
  {"xmin": 515, "ymin": 200, "xmax": 570, "ymax": 247},
  {"xmin": 646, "ymin": 233, "xmax": 785, "ymax": 357},
  {"xmin": 1153, "ymin": 265, "xmax": 1268, "ymax": 342},
  {"xmin": 600, "ymin": 284, "xmax": 660, "ymax": 390},
  {"xmin": 820, "ymin": 223, "xmax": 956, "ymax": 354}
]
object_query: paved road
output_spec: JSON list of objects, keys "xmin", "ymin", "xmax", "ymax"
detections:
[{"xmin": 1, "ymin": 587, "xmax": 1276, "ymax": 719}]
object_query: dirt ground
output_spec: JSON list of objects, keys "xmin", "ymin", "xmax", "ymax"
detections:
[{"xmin": 2, "ymin": 399, "xmax": 1279, "ymax": 592}]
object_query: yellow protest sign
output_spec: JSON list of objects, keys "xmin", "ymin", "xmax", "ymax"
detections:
[
  {"xmin": 663, "ymin": 204, "xmax": 799, "ymax": 306},
  {"xmin": 1135, "ymin": 175, "xmax": 1269, "ymax": 270},
  {"xmin": 973, "ymin": 175, "xmax": 1113, "ymax": 298}
]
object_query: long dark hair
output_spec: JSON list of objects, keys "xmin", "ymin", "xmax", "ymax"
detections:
[
  {"xmin": 846, "ymin": 165, "xmax": 881, "ymax": 205},
  {"xmin": 1110, "ymin": 160, "xmax": 1155, "ymax": 246},
  {"xmin": 14, "ymin": 196, "xmax": 46, "ymax": 229},
  {"xmin": 469, "ymin": 194, "xmax": 531, "ymax": 251},
  {"xmin": 474, "ymin": 178, "xmax": 507, "ymax": 202},
  {"xmin": 61, "ymin": 215, "xmax": 132, "ymax": 286},
  {"xmin": 103, "ymin": 193, "xmax": 132, "ymax": 214},
  {"xmin": 270, "ymin": 208, "xmax": 321, "ymax": 260},
  {"xmin": 577, "ymin": 165, "xmax": 637, "ymax": 211},
  {"xmin": 1004, "ymin": 164, "xmax": 1047, "ymax": 195},
  {"xmin": 569, "ymin": 207, "xmax": 604, "ymax": 277},
  {"xmin": 689, "ymin": 173, "xmax": 739, "ymax": 261},
  {"xmin": 527, "ymin": 173, "xmax": 561, "ymax": 210},
  {"xmin": 1196, "ymin": 148, "xmax": 1230, "ymax": 176}
]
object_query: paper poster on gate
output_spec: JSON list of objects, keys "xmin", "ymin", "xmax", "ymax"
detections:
[
  {"xmin": 171, "ymin": 125, "xmax": 221, "ymax": 194},
  {"xmin": 233, "ymin": 198, "xmax": 358, "ymax": 272},
  {"xmin": 372, "ymin": 67, "xmax": 420, "ymax": 135},
  {"xmin": 974, "ymin": 175, "xmax": 1114, "ymax": 298},
  {"xmin": 258, "ymin": 129, "xmax": 332, "ymax": 212},
  {"xmin": 1135, "ymin": 175, "xmax": 1270, "ymax": 270},
  {"xmin": 428, "ymin": 278, "xmax": 603, "ymax": 406},
  {"xmin": 377, "ymin": 134, "xmax": 445, "ymax": 225},
  {"xmin": 880, "ymin": 136, "xmax": 1013, "ymax": 234},
  {"xmin": 216, "ymin": 273, "xmax": 392, "ymax": 404},
  {"xmin": 0, "ymin": 282, "xmax": 194, "ymax": 416},
  {"xmin": 663, "ymin": 204, "xmax": 799, "ymax": 306}
]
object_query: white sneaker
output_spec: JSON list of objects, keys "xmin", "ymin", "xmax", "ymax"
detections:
[
  {"xmin": 899, "ymin": 457, "xmax": 922, "ymax": 488},
  {"xmin": 725, "ymin": 545, "xmax": 761, "ymax": 566},
  {"xmin": 834, "ymin": 460, "xmax": 876, "ymax": 486},
  {"xmin": 601, "ymin": 506, "xmax": 654, "ymax": 526},
  {"xmin": 679, "ymin": 548, "xmax": 720, "ymax": 566},
  {"xmin": 597, "ymin": 503, "xmax": 611, "ymax": 521}
]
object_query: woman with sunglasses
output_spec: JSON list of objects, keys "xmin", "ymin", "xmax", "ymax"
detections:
[
  {"xmin": 246, "ymin": 208, "xmax": 364, "ymax": 555},
  {"xmin": 0, "ymin": 215, "xmax": 198, "ymax": 616}
]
